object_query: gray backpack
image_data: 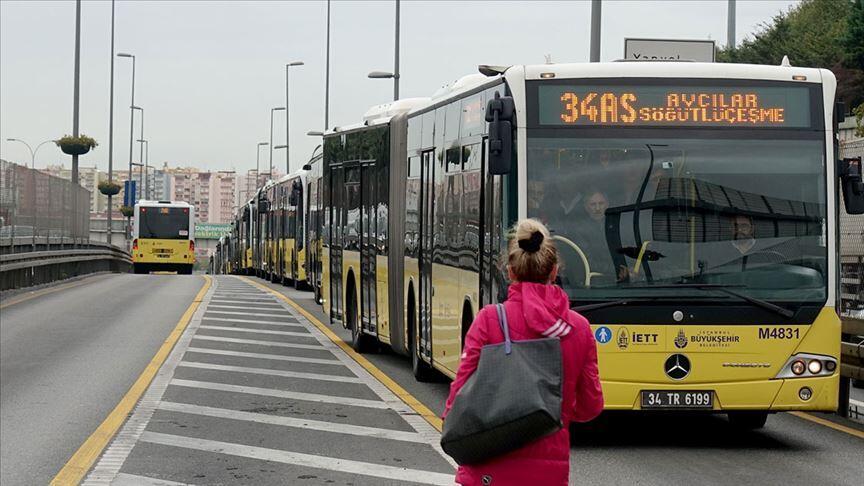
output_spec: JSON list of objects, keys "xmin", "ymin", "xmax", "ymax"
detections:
[{"xmin": 441, "ymin": 304, "xmax": 563, "ymax": 465}]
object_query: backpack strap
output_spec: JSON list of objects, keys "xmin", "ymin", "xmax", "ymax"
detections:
[{"xmin": 495, "ymin": 304, "xmax": 512, "ymax": 355}]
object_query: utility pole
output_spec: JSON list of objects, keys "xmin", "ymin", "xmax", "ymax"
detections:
[
  {"xmin": 393, "ymin": 0, "xmax": 400, "ymax": 101},
  {"xmin": 72, "ymin": 0, "xmax": 82, "ymax": 185},
  {"xmin": 325, "ymin": 0, "xmax": 331, "ymax": 129},
  {"xmin": 727, "ymin": 0, "xmax": 736, "ymax": 49},
  {"xmin": 107, "ymin": 0, "xmax": 115, "ymax": 245},
  {"xmin": 589, "ymin": 0, "xmax": 601, "ymax": 62}
]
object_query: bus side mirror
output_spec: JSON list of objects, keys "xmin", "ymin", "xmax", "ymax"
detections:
[
  {"xmin": 488, "ymin": 120, "xmax": 512, "ymax": 175},
  {"xmin": 486, "ymin": 93, "xmax": 515, "ymax": 176},
  {"xmin": 840, "ymin": 157, "xmax": 864, "ymax": 214}
]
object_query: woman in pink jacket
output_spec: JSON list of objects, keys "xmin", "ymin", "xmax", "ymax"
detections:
[{"xmin": 443, "ymin": 218, "xmax": 604, "ymax": 486}]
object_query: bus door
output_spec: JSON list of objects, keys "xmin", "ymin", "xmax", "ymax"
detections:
[
  {"xmin": 329, "ymin": 165, "xmax": 344, "ymax": 323},
  {"xmin": 360, "ymin": 161, "xmax": 377, "ymax": 335},
  {"xmin": 480, "ymin": 138, "xmax": 505, "ymax": 306},
  {"xmin": 294, "ymin": 180, "xmax": 304, "ymax": 281},
  {"xmin": 418, "ymin": 150, "xmax": 435, "ymax": 361}
]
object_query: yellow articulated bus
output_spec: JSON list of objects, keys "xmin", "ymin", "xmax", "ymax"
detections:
[
  {"xmin": 257, "ymin": 169, "xmax": 311, "ymax": 288},
  {"xmin": 223, "ymin": 60, "xmax": 864, "ymax": 429},
  {"xmin": 132, "ymin": 200, "xmax": 196, "ymax": 274},
  {"xmin": 314, "ymin": 61, "xmax": 863, "ymax": 429}
]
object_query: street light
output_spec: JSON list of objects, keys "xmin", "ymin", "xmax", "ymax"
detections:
[
  {"xmin": 6, "ymin": 138, "xmax": 55, "ymax": 250},
  {"xmin": 367, "ymin": 0, "xmax": 400, "ymax": 101},
  {"xmin": 132, "ymin": 105, "xmax": 144, "ymax": 203},
  {"xmin": 117, "ymin": 52, "xmax": 136, "ymax": 242},
  {"xmin": 137, "ymin": 139, "xmax": 149, "ymax": 199},
  {"xmin": 255, "ymin": 142, "xmax": 269, "ymax": 192},
  {"xmin": 269, "ymin": 107, "xmax": 286, "ymax": 180},
  {"xmin": 306, "ymin": 131, "xmax": 324, "ymax": 137},
  {"xmin": 285, "ymin": 61, "xmax": 304, "ymax": 175}
]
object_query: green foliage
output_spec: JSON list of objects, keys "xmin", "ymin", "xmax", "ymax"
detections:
[
  {"xmin": 55, "ymin": 134, "xmax": 98, "ymax": 149},
  {"xmin": 844, "ymin": 0, "xmax": 864, "ymax": 70},
  {"xmin": 718, "ymin": 0, "xmax": 863, "ymax": 109},
  {"xmin": 854, "ymin": 103, "xmax": 864, "ymax": 137},
  {"xmin": 97, "ymin": 180, "xmax": 122, "ymax": 196},
  {"xmin": 119, "ymin": 205, "xmax": 134, "ymax": 218}
]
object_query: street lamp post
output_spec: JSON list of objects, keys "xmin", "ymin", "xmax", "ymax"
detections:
[
  {"xmin": 255, "ymin": 142, "xmax": 269, "ymax": 191},
  {"xmin": 286, "ymin": 61, "xmax": 304, "ymax": 175},
  {"xmin": 137, "ymin": 139, "xmax": 149, "ymax": 199},
  {"xmin": 117, "ymin": 52, "xmax": 135, "ymax": 242},
  {"xmin": 367, "ymin": 0, "xmax": 400, "ymax": 101},
  {"xmin": 273, "ymin": 144, "xmax": 287, "ymax": 175},
  {"xmin": 107, "ymin": 0, "xmax": 116, "ymax": 245},
  {"xmin": 6, "ymin": 138, "xmax": 54, "ymax": 251},
  {"xmin": 324, "ymin": 0, "xmax": 331, "ymax": 129},
  {"xmin": 132, "ymin": 106, "xmax": 144, "ymax": 202},
  {"xmin": 269, "ymin": 107, "xmax": 286, "ymax": 180}
]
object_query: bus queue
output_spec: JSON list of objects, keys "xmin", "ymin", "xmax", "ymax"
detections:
[{"xmin": 213, "ymin": 60, "xmax": 864, "ymax": 429}]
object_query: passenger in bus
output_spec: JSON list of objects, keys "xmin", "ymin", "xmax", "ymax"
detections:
[{"xmin": 443, "ymin": 219, "xmax": 603, "ymax": 486}]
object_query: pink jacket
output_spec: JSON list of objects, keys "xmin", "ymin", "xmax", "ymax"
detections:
[{"xmin": 443, "ymin": 281, "xmax": 604, "ymax": 486}]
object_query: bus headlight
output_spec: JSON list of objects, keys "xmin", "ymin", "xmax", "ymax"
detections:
[
  {"xmin": 775, "ymin": 353, "xmax": 837, "ymax": 379},
  {"xmin": 791, "ymin": 360, "xmax": 806, "ymax": 375}
]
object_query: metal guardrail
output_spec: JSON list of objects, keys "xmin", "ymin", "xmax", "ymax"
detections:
[{"xmin": 0, "ymin": 238, "xmax": 131, "ymax": 291}]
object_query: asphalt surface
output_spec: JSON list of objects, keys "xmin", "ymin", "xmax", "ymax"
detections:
[
  {"xmin": 1, "ymin": 273, "xmax": 862, "ymax": 485},
  {"xmin": 0, "ymin": 273, "xmax": 205, "ymax": 486}
]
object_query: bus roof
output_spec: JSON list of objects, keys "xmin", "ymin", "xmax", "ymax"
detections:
[{"xmin": 136, "ymin": 200, "xmax": 193, "ymax": 208}]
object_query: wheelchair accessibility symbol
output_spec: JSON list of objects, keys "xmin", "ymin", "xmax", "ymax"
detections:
[{"xmin": 595, "ymin": 326, "xmax": 612, "ymax": 344}]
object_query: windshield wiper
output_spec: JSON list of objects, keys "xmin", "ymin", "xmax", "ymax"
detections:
[
  {"xmin": 572, "ymin": 299, "xmax": 630, "ymax": 312},
  {"xmin": 626, "ymin": 283, "xmax": 795, "ymax": 319}
]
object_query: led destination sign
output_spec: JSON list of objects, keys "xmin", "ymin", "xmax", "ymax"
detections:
[{"xmin": 537, "ymin": 84, "xmax": 812, "ymax": 128}]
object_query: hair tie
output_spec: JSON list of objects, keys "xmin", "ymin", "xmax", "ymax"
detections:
[{"xmin": 518, "ymin": 230, "xmax": 544, "ymax": 253}]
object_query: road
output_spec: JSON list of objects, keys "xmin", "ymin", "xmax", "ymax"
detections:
[
  {"xmin": 0, "ymin": 274, "xmax": 205, "ymax": 486},
  {"xmin": 1, "ymin": 274, "xmax": 862, "ymax": 485}
]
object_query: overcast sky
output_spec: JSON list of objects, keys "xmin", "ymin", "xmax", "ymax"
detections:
[{"xmin": 1, "ymin": 0, "xmax": 799, "ymax": 175}]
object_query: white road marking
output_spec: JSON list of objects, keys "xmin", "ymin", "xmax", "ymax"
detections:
[
  {"xmin": 139, "ymin": 432, "xmax": 454, "ymax": 486},
  {"xmin": 185, "ymin": 347, "xmax": 341, "ymax": 365},
  {"xmin": 198, "ymin": 325, "xmax": 312, "ymax": 338},
  {"xmin": 191, "ymin": 335, "xmax": 325, "ymax": 350},
  {"xmin": 201, "ymin": 316, "xmax": 303, "ymax": 327},
  {"xmin": 202, "ymin": 310, "xmax": 298, "ymax": 318},
  {"xmin": 177, "ymin": 361, "xmax": 361, "ymax": 383},
  {"xmin": 851, "ymin": 398, "xmax": 864, "ymax": 408},
  {"xmin": 209, "ymin": 298, "xmax": 281, "ymax": 304},
  {"xmin": 207, "ymin": 304, "xmax": 291, "ymax": 314},
  {"xmin": 170, "ymin": 379, "xmax": 388, "ymax": 409},
  {"xmin": 158, "ymin": 401, "xmax": 426, "ymax": 443},
  {"xmin": 112, "ymin": 473, "xmax": 191, "ymax": 485}
]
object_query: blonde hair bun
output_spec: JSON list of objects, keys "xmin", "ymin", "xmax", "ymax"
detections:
[{"xmin": 507, "ymin": 219, "xmax": 558, "ymax": 283}]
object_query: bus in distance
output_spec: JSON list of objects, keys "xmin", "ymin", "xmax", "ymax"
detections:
[{"xmin": 132, "ymin": 200, "xmax": 196, "ymax": 275}]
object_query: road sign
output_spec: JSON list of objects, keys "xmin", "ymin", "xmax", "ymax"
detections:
[
  {"xmin": 624, "ymin": 38, "xmax": 715, "ymax": 62},
  {"xmin": 123, "ymin": 180, "xmax": 137, "ymax": 207},
  {"xmin": 194, "ymin": 222, "xmax": 231, "ymax": 239}
]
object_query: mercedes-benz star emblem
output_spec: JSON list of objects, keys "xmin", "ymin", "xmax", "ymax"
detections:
[{"xmin": 665, "ymin": 354, "xmax": 691, "ymax": 380}]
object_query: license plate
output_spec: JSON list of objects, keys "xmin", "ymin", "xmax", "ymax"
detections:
[{"xmin": 641, "ymin": 390, "xmax": 713, "ymax": 409}]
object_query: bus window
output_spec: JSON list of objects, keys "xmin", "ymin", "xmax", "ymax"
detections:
[{"xmin": 139, "ymin": 207, "xmax": 189, "ymax": 239}]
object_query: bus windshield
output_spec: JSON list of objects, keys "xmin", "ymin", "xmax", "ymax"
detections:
[
  {"xmin": 526, "ymin": 135, "xmax": 827, "ymax": 305},
  {"xmin": 139, "ymin": 207, "xmax": 190, "ymax": 239}
]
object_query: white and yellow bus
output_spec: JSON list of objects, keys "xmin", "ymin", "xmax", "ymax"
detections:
[
  {"xmin": 315, "ymin": 60, "xmax": 863, "ymax": 429},
  {"xmin": 132, "ymin": 200, "xmax": 196, "ymax": 275}
]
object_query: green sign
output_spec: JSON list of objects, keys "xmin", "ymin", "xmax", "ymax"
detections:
[{"xmin": 195, "ymin": 223, "xmax": 231, "ymax": 239}]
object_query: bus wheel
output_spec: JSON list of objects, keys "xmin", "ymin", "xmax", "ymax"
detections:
[
  {"xmin": 180, "ymin": 265, "xmax": 193, "ymax": 275},
  {"xmin": 133, "ymin": 264, "xmax": 147, "ymax": 274},
  {"xmin": 728, "ymin": 411, "xmax": 768, "ymax": 430},
  {"xmin": 408, "ymin": 294, "xmax": 435, "ymax": 382},
  {"xmin": 347, "ymin": 286, "xmax": 374, "ymax": 353}
]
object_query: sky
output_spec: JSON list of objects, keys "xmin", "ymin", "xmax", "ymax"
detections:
[{"xmin": 0, "ymin": 0, "xmax": 800, "ymax": 176}]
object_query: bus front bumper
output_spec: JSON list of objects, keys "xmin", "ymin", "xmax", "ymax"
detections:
[{"xmin": 601, "ymin": 374, "xmax": 839, "ymax": 412}]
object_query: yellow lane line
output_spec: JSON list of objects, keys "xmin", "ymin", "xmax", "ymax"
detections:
[
  {"xmin": 0, "ymin": 274, "xmax": 107, "ymax": 310},
  {"xmin": 241, "ymin": 277, "xmax": 444, "ymax": 432},
  {"xmin": 51, "ymin": 276, "xmax": 212, "ymax": 486},
  {"xmin": 789, "ymin": 411, "xmax": 864, "ymax": 440}
]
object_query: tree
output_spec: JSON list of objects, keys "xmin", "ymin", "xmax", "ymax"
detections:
[{"xmin": 718, "ymin": 0, "xmax": 863, "ymax": 110}]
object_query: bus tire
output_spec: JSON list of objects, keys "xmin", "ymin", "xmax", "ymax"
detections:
[
  {"xmin": 346, "ymin": 279, "xmax": 374, "ymax": 353},
  {"xmin": 408, "ymin": 290, "xmax": 435, "ymax": 382},
  {"xmin": 133, "ymin": 264, "xmax": 147, "ymax": 274},
  {"xmin": 180, "ymin": 265, "xmax": 194, "ymax": 275},
  {"xmin": 728, "ymin": 411, "xmax": 768, "ymax": 430}
]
